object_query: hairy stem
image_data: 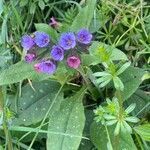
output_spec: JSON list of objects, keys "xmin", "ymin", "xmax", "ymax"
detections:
[
  {"xmin": 116, "ymin": 90, "xmax": 123, "ymax": 117},
  {"xmin": 77, "ymin": 66, "xmax": 97, "ymax": 101},
  {"xmin": 114, "ymin": 90, "xmax": 124, "ymax": 150},
  {"xmin": 0, "ymin": 87, "xmax": 13, "ymax": 150}
]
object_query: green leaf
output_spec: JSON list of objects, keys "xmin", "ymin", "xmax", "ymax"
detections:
[
  {"xmin": 30, "ymin": 3, "xmax": 36, "ymax": 14},
  {"xmin": 125, "ymin": 90, "xmax": 150, "ymax": 117},
  {"xmin": 0, "ymin": 0, "xmax": 4, "ymax": 16},
  {"xmin": 1, "ymin": 14, "xmax": 8, "ymax": 44},
  {"xmin": 19, "ymin": 0, "xmax": 28, "ymax": 7},
  {"xmin": 119, "ymin": 67, "xmax": 144, "ymax": 100},
  {"xmin": 0, "ymin": 61, "xmax": 50, "ymax": 85},
  {"xmin": 89, "ymin": 18, "xmax": 101, "ymax": 33},
  {"xmin": 96, "ymin": 75, "xmax": 111, "ymax": 85},
  {"xmin": 79, "ymin": 110, "xmax": 95, "ymax": 150},
  {"xmin": 113, "ymin": 76, "xmax": 124, "ymax": 91},
  {"xmin": 125, "ymin": 117, "xmax": 139, "ymax": 123},
  {"xmin": 89, "ymin": 41, "xmax": 128, "ymax": 64},
  {"xmin": 116, "ymin": 61, "xmax": 131, "ymax": 75},
  {"xmin": 47, "ymin": 87, "xmax": 87, "ymax": 150},
  {"xmin": 134, "ymin": 124, "xmax": 150, "ymax": 141},
  {"xmin": 70, "ymin": 0, "xmax": 96, "ymax": 31},
  {"xmin": 125, "ymin": 103, "xmax": 136, "ymax": 114},
  {"xmin": 35, "ymin": 23, "xmax": 58, "ymax": 42},
  {"xmin": 12, "ymin": 80, "xmax": 61, "ymax": 126},
  {"xmin": 90, "ymin": 122, "xmax": 137, "ymax": 150},
  {"xmin": 81, "ymin": 54, "xmax": 100, "ymax": 66},
  {"xmin": 38, "ymin": 0, "xmax": 45, "ymax": 10}
]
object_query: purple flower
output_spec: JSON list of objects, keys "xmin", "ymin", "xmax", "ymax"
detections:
[
  {"xmin": 34, "ymin": 32, "xmax": 50, "ymax": 47},
  {"xmin": 67, "ymin": 56, "xmax": 81, "ymax": 69},
  {"xmin": 21, "ymin": 35, "xmax": 34, "ymax": 50},
  {"xmin": 51, "ymin": 45, "xmax": 64, "ymax": 61},
  {"xmin": 76, "ymin": 28, "xmax": 92, "ymax": 44},
  {"xmin": 25, "ymin": 53, "xmax": 36, "ymax": 63},
  {"xmin": 34, "ymin": 60, "xmax": 56, "ymax": 74},
  {"xmin": 59, "ymin": 32, "xmax": 76, "ymax": 50},
  {"xmin": 50, "ymin": 17, "xmax": 59, "ymax": 28}
]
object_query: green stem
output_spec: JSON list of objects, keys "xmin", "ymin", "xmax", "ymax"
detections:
[
  {"xmin": 0, "ymin": 87, "xmax": 13, "ymax": 150},
  {"xmin": 77, "ymin": 66, "xmax": 97, "ymax": 101},
  {"xmin": 114, "ymin": 90, "xmax": 124, "ymax": 150},
  {"xmin": 134, "ymin": 131, "xmax": 144, "ymax": 150},
  {"xmin": 114, "ymin": 134, "xmax": 119, "ymax": 150},
  {"xmin": 3, "ymin": 119, "xmax": 13, "ymax": 150},
  {"xmin": 115, "ymin": 90, "xmax": 123, "ymax": 117}
]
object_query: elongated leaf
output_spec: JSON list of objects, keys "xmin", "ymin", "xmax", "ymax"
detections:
[
  {"xmin": 19, "ymin": 0, "xmax": 28, "ymax": 7},
  {"xmin": 116, "ymin": 62, "xmax": 131, "ymax": 75},
  {"xmin": 1, "ymin": 14, "xmax": 8, "ymax": 44},
  {"xmin": 120, "ymin": 67, "xmax": 144, "ymax": 100},
  {"xmin": 30, "ymin": 3, "xmax": 36, "ymax": 14},
  {"xmin": 79, "ymin": 110, "xmax": 95, "ymax": 150},
  {"xmin": 71, "ymin": 0, "xmax": 96, "ymax": 31},
  {"xmin": 134, "ymin": 124, "xmax": 150, "ymax": 141},
  {"xmin": 113, "ymin": 76, "xmax": 124, "ymax": 91},
  {"xmin": 125, "ymin": 90, "xmax": 150, "ymax": 117},
  {"xmin": 35, "ymin": 23, "xmax": 58, "ymax": 42},
  {"xmin": 38, "ymin": 0, "xmax": 45, "ymax": 10},
  {"xmin": 47, "ymin": 87, "xmax": 87, "ymax": 150},
  {"xmin": 0, "ymin": 61, "xmax": 50, "ymax": 85},
  {"xmin": 90, "ymin": 122, "xmax": 137, "ymax": 150},
  {"xmin": 81, "ymin": 54, "xmax": 100, "ymax": 66},
  {"xmin": 12, "ymin": 80, "xmax": 61, "ymax": 126},
  {"xmin": 0, "ymin": 0, "xmax": 3, "ymax": 16}
]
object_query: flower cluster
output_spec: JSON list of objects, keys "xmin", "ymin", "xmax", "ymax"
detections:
[
  {"xmin": 94, "ymin": 97, "xmax": 139, "ymax": 135},
  {"xmin": 21, "ymin": 28, "xmax": 92, "ymax": 74}
]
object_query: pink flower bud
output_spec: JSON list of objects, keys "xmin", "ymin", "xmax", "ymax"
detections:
[
  {"xmin": 49, "ymin": 17, "xmax": 59, "ymax": 28},
  {"xmin": 67, "ymin": 56, "xmax": 81, "ymax": 69}
]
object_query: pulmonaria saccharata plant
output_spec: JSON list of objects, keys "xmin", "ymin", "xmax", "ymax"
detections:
[{"xmin": 21, "ymin": 28, "xmax": 92, "ymax": 74}]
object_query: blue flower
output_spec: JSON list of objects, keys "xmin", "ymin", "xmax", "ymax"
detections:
[
  {"xmin": 51, "ymin": 45, "xmax": 64, "ymax": 61},
  {"xmin": 34, "ymin": 60, "xmax": 56, "ymax": 74},
  {"xmin": 59, "ymin": 32, "xmax": 76, "ymax": 50},
  {"xmin": 21, "ymin": 35, "xmax": 35, "ymax": 50},
  {"xmin": 34, "ymin": 32, "xmax": 50, "ymax": 47},
  {"xmin": 76, "ymin": 28, "xmax": 92, "ymax": 44}
]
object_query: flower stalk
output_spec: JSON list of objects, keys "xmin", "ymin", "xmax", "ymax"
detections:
[{"xmin": 0, "ymin": 87, "xmax": 13, "ymax": 150}]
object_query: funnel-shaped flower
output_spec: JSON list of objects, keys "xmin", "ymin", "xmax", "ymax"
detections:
[
  {"xmin": 34, "ymin": 60, "xmax": 56, "ymax": 74},
  {"xmin": 59, "ymin": 32, "xmax": 76, "ymax": 50},
  {"xmin": 34, "ymin": 32, "xmax": 50, "ymax": 47},
  {"xmin": 21, "ymin": 35, "xmax": 34, "ymax": 50},
  {"xmin": 77, "ymin": 28, "xmax": 92, "ymax": 44},
  {"xmin": 51, "ymin": 45, "xmax": 64, "ymax": 61}
]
